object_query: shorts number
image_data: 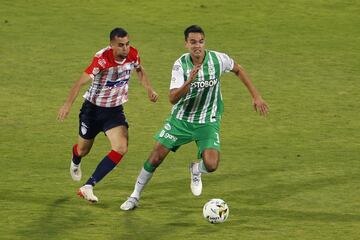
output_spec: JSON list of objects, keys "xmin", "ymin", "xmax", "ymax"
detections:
[{"xmin": 215, "ymin": 132, "xmax": 220, "ymax": 144}]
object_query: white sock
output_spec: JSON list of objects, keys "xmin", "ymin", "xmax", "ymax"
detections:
[
  {"xmin": 130, "ymin": 168, "xmax": 153, "ymax": 200},
  {"xmin": 192, "ymin": 160, "xmax": 209, "ymax": 175}
]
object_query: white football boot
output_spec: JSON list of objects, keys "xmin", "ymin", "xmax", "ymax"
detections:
[
  {"xmin": 190, "ymin": 163, "xmax": 202, "ymax": 196},
  {"xmin": 70, "ymin": 161, "xmax": 82, "ymax": 181},
  {"xmin": 120, "ymin": 197, "xmax": 139, "ymax": 211},
  {"xmin": 77, "ymin": 185, "xmax": 98, "ymax": 203}
]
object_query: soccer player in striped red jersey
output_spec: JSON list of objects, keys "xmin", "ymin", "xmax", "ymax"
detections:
[{"xmin": 58, "ymin": 27, "xmax": 158, "ymax": 203}]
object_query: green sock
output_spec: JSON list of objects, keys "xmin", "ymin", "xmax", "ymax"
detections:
[{"xmin": 143, "ymin": 159, "xmax": 157, "ymax": 173}]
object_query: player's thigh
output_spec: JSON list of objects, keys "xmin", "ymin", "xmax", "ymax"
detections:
[
  {"xmin": 196, "ymin": 123, "xmax": 221, "ymax": 172},
  {"xmin": 195, "ymin": 123, "xmax": 221, "ymax": 157},
  {"xmin": 105, "ymin": 125, "xmax": 128, "ymax": 154},
  {"xmin": 79, "ymin": 100, "xmax": 103, "ymax": 139},
  {"xmin": 77, "ymin": 136, "xmax": 94, "ymax": 156}
]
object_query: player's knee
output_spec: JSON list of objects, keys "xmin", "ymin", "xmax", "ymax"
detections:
[
  {"xmin": 205, "ymin": 165, "xmax": 218, "ymax": 172},
  {"xmin": 77, "ymin": 146, "xmax": 90, "ymax": 157},
  {"xmin": 204, "ymin": 161, "xmax": 219, "ymax": 172},
  {"xmin": 113, "ymin": 145, "xmax": 128, "ymax": 155}
]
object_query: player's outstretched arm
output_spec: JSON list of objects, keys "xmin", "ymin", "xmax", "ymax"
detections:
[
  {"xmin": 136, "ymin": 66, "xmax": 158, "ymax": 103},
  {"xmin": 57, "ymin": 72, "xmax": 92, "ymax": 121},
  {"xmin": 231, "ymin": 63, "xmax": 269, "ymax": 116}
]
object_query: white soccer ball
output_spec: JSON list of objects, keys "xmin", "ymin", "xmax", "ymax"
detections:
[{"xmin": 203, "ymin": 198, "xmax": 229, "ymax": 223}]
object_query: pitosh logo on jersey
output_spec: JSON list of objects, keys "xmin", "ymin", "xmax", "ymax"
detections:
[{"xmin": 191, "ymin": 78, "xmax": 218, "ymax": 88}]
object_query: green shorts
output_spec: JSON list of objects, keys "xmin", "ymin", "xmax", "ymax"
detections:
[{"xmin": 154, "ymin": 117, "xmax": 221, "ymax": 159}]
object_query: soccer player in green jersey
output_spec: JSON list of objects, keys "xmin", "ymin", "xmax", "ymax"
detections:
[{"xmin": 120, "ymin": 25, "xmax": 268, "ymax": 210}]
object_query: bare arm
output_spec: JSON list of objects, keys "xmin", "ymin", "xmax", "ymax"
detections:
[
  {"xmin": 169, "ymin": 64, "xmax": 201, "ymax": 105},
  {"xmin": 136, "ymin": 66, "xmax": 158, "ymax": 102},
  {"xmin": 231, "ymin": 63, "xmax": 269, "ymax": 116},
  {"xmin": 57, "ymin": 72, "xmax": 92, "ymax": 121}
]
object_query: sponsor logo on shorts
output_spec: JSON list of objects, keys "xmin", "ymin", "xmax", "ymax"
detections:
[
  {"xmin": 81, "ymin": 126, "xmax": 87, "ymax": 135},
  {"xmin": 159, "ymin": 130, "xmax": 165, "ymax": 137},
  {"xmin": 164, "ymin": 123, "xmax": 171, "ymax": 131},
  {"xmin": 81, "ymin": 122, "xmax": 88, "ymax": 135},
  {"xmin": 159, "ymin": 130, "xmax": 178, "ymax": 142}
]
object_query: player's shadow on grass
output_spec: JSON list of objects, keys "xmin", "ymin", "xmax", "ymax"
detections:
[
  {"xmin": 17, "ymin": 196, "xmax": 96, "ymax": 239},
  {"xmin": 117, "ymin": 204, "xmax": 195, "ymax": 240},
  {"xmin": 142, "ymin": 166, "xmax": 283, "ymax": 204}
]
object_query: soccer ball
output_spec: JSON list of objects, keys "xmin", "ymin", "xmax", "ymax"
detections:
[{"xmin": 203, "ymin": 198, "xmax": 229, "ymax": 223}]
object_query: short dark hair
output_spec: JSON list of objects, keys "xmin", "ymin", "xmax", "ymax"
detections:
[
  {"xmin": 184, "ymin": 25, "xmax": 205, "ymax": 40},
  {"xmin": 110, "ymin": 27, "xmax": 128, "ymax": 41}
]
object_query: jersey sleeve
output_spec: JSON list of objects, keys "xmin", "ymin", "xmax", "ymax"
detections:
[
  {"xmin": 135, "ymin": 53, "xmax": 141, "ymax": 69},
  {"xmin": 128, "ymin": 47, "xmax": 141, "ymax": 69},
  {"xmin": 85, "ymin": 56, "xmax": 105, "ymax": 79},
  {"xmin": 218, "ymin": 53, "xmax": 234, "ymax": 73},
  {"xmin": 169, "ymin": 60, "xmax": 185, "ymax": 89}
]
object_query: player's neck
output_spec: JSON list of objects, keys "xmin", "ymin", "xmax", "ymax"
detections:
[
  {"xmin": 112, "ymin": 49, "xmax": 126, "ymax": 62},
  {"xmin": 115, "ymin": 55, "xmax": 125, "ymax": 62},
  {"xmin": 190, "ymin": 54, "xmax": 205, "ymax": 65}
]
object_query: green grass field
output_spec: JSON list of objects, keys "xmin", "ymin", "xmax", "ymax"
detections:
[{"xmin": 1, "ymin": 0, "xmax": 359, "ymax": 239}]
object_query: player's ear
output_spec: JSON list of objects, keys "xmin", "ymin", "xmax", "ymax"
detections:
[{"xmin": 184, "ymin": 40, "xmax": 189, "ymax": 48}]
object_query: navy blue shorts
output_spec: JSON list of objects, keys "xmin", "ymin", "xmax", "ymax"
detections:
[{"xmin": 78, "ymin": 100, "xmax": 129, "ymax": 139}]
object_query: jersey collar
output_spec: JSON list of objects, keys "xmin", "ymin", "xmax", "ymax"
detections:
[
  {"xmin": 109, "ymin": 47, "xmax": 127, "ymax": 64},
  {"xmin": 187, "ymin": 50, "xmax": 209, "ymax": 68}
]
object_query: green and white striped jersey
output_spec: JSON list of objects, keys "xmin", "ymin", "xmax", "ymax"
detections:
[{"xmin": 170, "ymin": 50, "xmax": 234, "ymax": 124}]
